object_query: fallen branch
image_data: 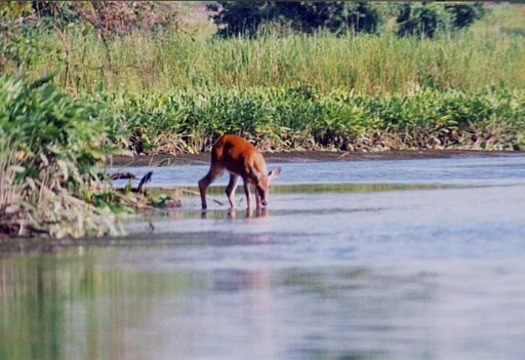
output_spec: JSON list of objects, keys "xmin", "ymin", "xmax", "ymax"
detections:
[
  {"xmin": 134, "ymin": 171, "xmax": 153, "ymax": 193},
  {"xmin": 109, "ymin": 172, "xmax": 136, "ymax": 180},
  {"xmin": 181, "ymin": 189, "xmax": 224, "ymax": 206}
]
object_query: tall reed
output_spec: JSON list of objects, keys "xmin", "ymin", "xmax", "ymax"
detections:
[
  {"xmin": 0, "ymin": 142, "xmax": 20, "ymax": 221},
  {"xmin": 13, "ymin": 5, "xmax": 525, "ymax": 96}
]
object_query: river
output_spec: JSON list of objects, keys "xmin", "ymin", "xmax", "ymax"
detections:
[{"xmin": 1, "ymin": 155, "xmax": 525, "ymax": 359}]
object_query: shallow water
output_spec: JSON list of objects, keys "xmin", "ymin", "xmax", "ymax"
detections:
[{"xmin": 2, "ymin": 156, "xmax": 525, "ymax": 359}]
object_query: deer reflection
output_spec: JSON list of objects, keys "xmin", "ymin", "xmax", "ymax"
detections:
[
  {"xmin": 229, "ymin": 207, "xmax": 269, "ymax": 219},
  {"xmin": 200, "ymin": 208, "xmax": 269, "ymax": 219}
]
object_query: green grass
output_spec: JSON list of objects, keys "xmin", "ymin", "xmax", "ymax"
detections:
[{"xmin": 8, "ymin": 4, "xmax": 525, "ymax": 96}]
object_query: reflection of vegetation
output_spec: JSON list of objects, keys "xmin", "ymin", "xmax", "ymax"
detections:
[
  {"xmin": 270, "ymin": 183, "xmax": 450, "ymax": 194},
  {"xmin": 0, "ymin": 256, "xmax": 66, "ymax": 360},
  {"xmin": 172, "ymin": 183, "xmax": 451, "ymax": 197},
  {"xmin": 0, "ymin": 252, "xmax": 193, "ymax": 359},
  {"xmin": 281, "ymin": 268, "xmax": 370, "ymax": 297}
]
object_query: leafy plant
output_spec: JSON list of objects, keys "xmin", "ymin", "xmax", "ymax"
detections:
[
  {"xmin": 0, "ymin": 74, "xmax": 127, "ymax": 238},
  {"xmin": 106, "ymin": 85, "xmax": 525, "ymax": 153},
  {"xmin": 0, "ymin": 74, "xmax": 111, "ymax": 190}
]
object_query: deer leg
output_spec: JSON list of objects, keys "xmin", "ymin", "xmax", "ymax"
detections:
[
  {"xmin": 243, "ymin": 179, "xmax": 252, "ymax": 210},
  {"xmin": 198, "ymin": 165, "xmax": 224, "ymax": 209},
  {"xmin": 256, "ymin": 192, "xmax": 263, "ymax": 209},
  {"xmin": 225, "ymin": 173, "xmax": 240, "ymax": 209}
]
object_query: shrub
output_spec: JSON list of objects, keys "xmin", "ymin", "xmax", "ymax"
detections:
[
  {"xmin": 0, "ymin": 74, "xmax": 129, "ymax": 238},
  {"xmin": 0, "ymin": 73, "xmax": 110, "ymax": 191}
]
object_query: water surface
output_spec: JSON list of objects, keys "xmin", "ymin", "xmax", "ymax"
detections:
[{"xmin": 2, "ymin": 155, "xmax": 525, "ymax": 359}]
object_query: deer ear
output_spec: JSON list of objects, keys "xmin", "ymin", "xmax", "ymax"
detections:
[{"xmin": 268, "ymin": 166, "xmax": 281, "ymax": 180}]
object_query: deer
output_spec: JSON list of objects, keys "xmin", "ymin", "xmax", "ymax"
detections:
[{"xmin": 198, "ymin": 134, "xmax": 281, "ymax": 210}]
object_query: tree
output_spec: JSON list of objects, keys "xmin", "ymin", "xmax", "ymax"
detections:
[
  {"xmin": 207, "ymin": 2, "xmax": 380, "ymax": 37},
  {"xmin": 396, "ymin": 2, "xmax": 486, "ymax": 38},
  {"xmin": 444, "ymin": 3, "xmax": 486, "ymax": 30},
  {"xmin": 396, "ymin": 3, "xmax": 439, "ymax": 38}
]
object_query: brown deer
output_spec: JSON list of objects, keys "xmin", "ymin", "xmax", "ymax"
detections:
[{"xmin": 198, "ymin": 134, "xmax": 281, "ymax": 210}]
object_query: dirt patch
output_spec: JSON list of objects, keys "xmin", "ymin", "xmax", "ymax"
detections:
[{"xmin": 106, "ymin": 150, "xmax": 524, "ymax": 167}]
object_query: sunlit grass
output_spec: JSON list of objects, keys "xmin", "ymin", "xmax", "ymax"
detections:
[{"xmin": 11, "ymin": 5, "xmax": 525, "ymax": 96}]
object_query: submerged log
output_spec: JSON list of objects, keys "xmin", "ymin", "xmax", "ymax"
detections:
[
  {"xmin": 111, "ymin": 171, "xmax": 152, "ymax": 194},
  {"xmin": 108, "ymin": 172, "xmax": 136, "ymax": 180}
]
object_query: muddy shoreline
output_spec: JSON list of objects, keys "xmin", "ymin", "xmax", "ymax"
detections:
[{"xmin": 106, "ymin": 150, "xmax": 525, "ymax": 167}]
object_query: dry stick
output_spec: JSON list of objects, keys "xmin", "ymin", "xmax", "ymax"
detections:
[
  {"xmin": 51, "ymin": 24, "xmax": 72, "ymax": 90},
  {"xmin": 108, "ymin": 172, "xmax": 136, "ymax": 180},
  {"xmin": 157, "ymin": 158, "xmax": 172, "ymax": 167},
  {"xmin": 181, "ymin": 189, "xmax": 224, "ymax": 206}
]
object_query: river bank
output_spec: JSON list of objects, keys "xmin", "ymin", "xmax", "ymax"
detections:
[{"xmin": 106, "ymin": 149, "xmax": 525, "ymax": 167}]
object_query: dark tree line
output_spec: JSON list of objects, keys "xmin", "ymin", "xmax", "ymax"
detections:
[{"xmin": 207, "ymin": 2, "xmax": 486, "ymax": 38}]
